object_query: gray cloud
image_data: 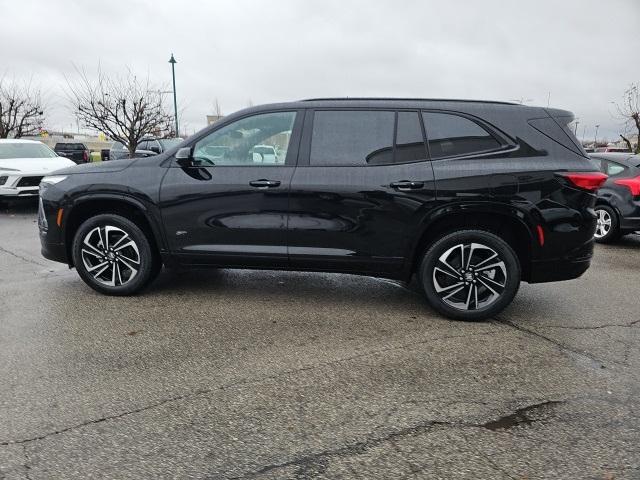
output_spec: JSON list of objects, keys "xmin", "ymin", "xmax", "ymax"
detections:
[{"xmin": 2, "ymin": 0, "xmax": 638, "ymax": 141}]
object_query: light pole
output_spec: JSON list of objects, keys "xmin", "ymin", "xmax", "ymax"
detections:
[
  {"xmin": 169, "ymin": 54, "xmax": 178, "ymax": 136},
  {"xmin": 574, "ymin": 119, "xmax": 580, "ymax": 136},
  {"xmin": 594, "ymin": 124, "xmax": 600, "ymax": 147}
]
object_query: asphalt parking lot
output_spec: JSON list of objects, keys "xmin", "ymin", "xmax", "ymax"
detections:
[{"xmin": 1, "ymin": 199, "xmax": 639, "ymax": 480}]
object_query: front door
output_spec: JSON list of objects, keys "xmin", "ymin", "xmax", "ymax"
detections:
[{"xmin": 160, "ymin": 110, "xmax": 302, "ymax": 268}]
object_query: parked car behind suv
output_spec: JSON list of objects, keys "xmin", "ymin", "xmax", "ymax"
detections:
[
  {"xmin": 109, "ymin": 137, "xmax": 183, "ymax": 161},
  {"xmin": 53, "ymin": 142, "xmax": 90, "ymax": 164},
  {"xmin": 589, "ymin": 152, "xmax": 640, "ymax": 243},
  {"xmin": 39, "ymin": 98, "xmax": 605, "ymax": 321},
  {"xmin": 0, "ymin": 139, "xmax": 75, "ymax": 199}
]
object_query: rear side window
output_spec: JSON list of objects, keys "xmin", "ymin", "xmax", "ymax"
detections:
[
  {"xmin": 604, "ymin": 160, "xmax": 627, "ymax": 177},
  {"xmin": 310, "ymin": 110, "xmax": 394, "ymax": 166},
  {"xmin": 422, "ymin": 112, "xmax": 501, "ymax": 159}
]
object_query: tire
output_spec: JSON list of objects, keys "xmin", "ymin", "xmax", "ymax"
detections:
[
  {"xmin": 594, "ymin": 205, "xmax": 621, "ymax": 244},
  {"xmin": 72, "ymin": 214, "xmax": 159, "ymax": 295},
  {"xmin": 419, "ymin": 230, "xmax": 521, "ymax": 322}
]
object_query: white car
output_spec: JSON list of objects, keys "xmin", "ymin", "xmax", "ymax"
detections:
[
  {"xmin": 0, "ymin": 139, "xmax": 76, "ymax": 198},
  {"xmin": 250, "ymin": 145, "xmax": 279, "ymax": 164}
]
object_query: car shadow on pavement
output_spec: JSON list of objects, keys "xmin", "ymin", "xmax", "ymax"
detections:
[
  {"xmin": 148, "ymin": 266, "xmax": 432, "ymax": 311},
  {"xmin": 0, "ymin": 197, "xmax": 39, "ymax": 214}
]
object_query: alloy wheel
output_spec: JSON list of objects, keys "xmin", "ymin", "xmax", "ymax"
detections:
[
  {"xmin": 595, "ymin": 209, "xmax": 611, "ymax": 239},
  {"xmin": 81, "ymin": 225, "xmax": 141, "ymax": 287},
  {"xmin": 432, "ymin": 242, "xmax": 507, "ymax": 311}
]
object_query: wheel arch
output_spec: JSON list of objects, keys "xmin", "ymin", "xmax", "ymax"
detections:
[
  {"xmin": 408, "ymin": 204, "xmax": 535, "ymax": 282},
  {"xmin": 64, "ymin": 194, "xmax": 165, "ymax": 267}
]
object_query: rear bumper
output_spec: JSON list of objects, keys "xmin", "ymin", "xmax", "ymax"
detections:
[
  {"xmin": 528, "ymin": 257, "xmax": 591, "ymax": 283},
  {"xmin": 528, "ymin": 239, "xmax": 594, "ymax": 284}
]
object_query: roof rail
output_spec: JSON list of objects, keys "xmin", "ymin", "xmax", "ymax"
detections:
[{"xmin": 300, "ymin": 97, "xmax": 518, "ymax": 106}]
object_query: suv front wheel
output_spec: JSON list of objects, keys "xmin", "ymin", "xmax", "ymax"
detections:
[
  {"xmin": 72, "ymin": 214, "xmax": 158, "ymax": 295},
  {"xmin": 419, "ymin": 230, "xmax": 521, "ymax": 321}
]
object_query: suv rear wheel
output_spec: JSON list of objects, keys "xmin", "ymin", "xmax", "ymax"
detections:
[
  {"xmin": 72, "ymin": 214, "xmax": 158, "ymax": 295},
  {"xmin": 419, "ymin": 230, "xmax": 521, "ymax": 321}
]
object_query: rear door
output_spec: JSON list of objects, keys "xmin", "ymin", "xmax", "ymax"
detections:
[
  {"xmin": 287, "ymin": 109, "xmax": 436, "ymax": 276},
  {"xmin": 160, "ymin": 110, "xmax": 303, "ymax": 268}
]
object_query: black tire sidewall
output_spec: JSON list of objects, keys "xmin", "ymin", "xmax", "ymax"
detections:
[
  {"xmin": 594, "ymin": 205, "xmax": 620, "ymax": 244},
  {"xmin": 72, "ymin": 214, "xmax": 155, "ymax": 295},
  {"xmin": 419, "ymin": 230, "xmax": 521, "ymax": 321}
]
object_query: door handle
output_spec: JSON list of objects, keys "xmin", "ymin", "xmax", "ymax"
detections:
[
  {"xmin": 249, "ymin": 179, "xmax": 281, "ymax": 189},
  {"xmin": 390, "ymin": 180, "xmax": 424, "ymax": 190}
]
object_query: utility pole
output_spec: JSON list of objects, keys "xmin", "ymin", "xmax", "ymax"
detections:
[
  {"xmin": 169, "ymin": 54, "xmax": 179, "ymax": 136},
  {"xmin": 594, "ymin": 124, "xmax": 600, "ymax": 146}
]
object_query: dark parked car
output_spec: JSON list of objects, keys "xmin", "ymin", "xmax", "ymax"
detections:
[
  {"xmin": 39, "ymin": 98, "xmax": 605, "ymax": 321},
  {"xmin": 53, "ymin": 142, "xmax": 90, "ymax": 164},
  {"xmin": 109, "ymin": 138, "xmax": 183, "ymax": 161},
  {"xmin": 589, "ymin": 152, "xmax": 640, "ymax": 243}
]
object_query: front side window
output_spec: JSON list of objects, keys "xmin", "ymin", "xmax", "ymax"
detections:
[
  {"xmin": 310, "ymin": 110, "xmax": 394, "ymax": 166},
  {"xmin": 193, "ymin": 111, "xmax": 295, "ymax": 166},
  {"xmin": 422, "ymin": 112, "xmax": 501, "ymax": 159}
]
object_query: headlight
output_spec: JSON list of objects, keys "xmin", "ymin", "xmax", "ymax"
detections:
[{"xmin": 40, "ymin": 175, "xmax": 68, "ymax": 185}]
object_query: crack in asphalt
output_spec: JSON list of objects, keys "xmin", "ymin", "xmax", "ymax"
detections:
[
  {"xmin": 492, "ymin": 316, "xmax": 621, "ymax": 368},
  {"xmin": 225, "ymin": 400, "xmax": 563, "ymax": 479},
  {"xmin": 0, "ymin": 330, "xmax": 499, "ymax": 446},
  {"xmin": 537, "ymin": 319, "xmax": 640, "ymax": 330},
  {"xmin": 22, "ymin": 444, "xmax": 32, "ymax": 480},
  {"xmin": 0, "ymin": 245, "xmax": 48, "ymax": 268}
]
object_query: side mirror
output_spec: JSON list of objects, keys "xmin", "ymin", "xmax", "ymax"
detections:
[{"xmin": 175, "ymin": 146, "xmax": 193, "ymax": 167}]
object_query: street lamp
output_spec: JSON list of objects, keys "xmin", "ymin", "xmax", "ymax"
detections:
[
  {"xmin": 168, "ymin": 53, "xmax": 179, "ymax": 136},
  {"xmin": 594, "ymin": 124, "xmax": 600, "ymax": 146},
  {"xmin": 574, "ymin": 119, "xmax": 580, "ymax": 136}
]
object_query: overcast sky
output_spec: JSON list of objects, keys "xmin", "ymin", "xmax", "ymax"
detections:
[{"xmin": 2, "ymin": 0, "xmax": 638, "ymax": 141}]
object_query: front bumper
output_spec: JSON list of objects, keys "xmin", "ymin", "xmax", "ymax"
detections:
[
  {"xmin": 0, "ymin": 173, "xmax": 46, "ymax": 197},
  {"xmin": 0, "ymin": 186, "xmax": 39, "ymax": 197}
]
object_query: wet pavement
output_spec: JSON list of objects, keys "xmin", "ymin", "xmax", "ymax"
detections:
[{"xmin": 1, "ymin": 198, "xmax": 639, "ymax": 479}]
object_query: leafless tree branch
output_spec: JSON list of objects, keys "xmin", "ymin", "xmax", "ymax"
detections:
[
  {"xmin": 0, "ymin": 76, "xmax": 44, "ymax": 138},
  {"xmin": 66, "ymin": 66, "xmax": 174, "ymax": 157},
  {"xmin": 613, "ymin": 83, "xmax": 640, "ymax": 154}
]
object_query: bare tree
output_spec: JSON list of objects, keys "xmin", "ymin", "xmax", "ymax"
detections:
[
  {"xmin": 212, "ymin": 97, "xmax": 223, "ymax": 117},
  {"xmin": 614, "ymin": 83, "xmax": 640, "ymax": 154},
  {"xmin": 0, "ymin": 77, "xmax": 44, "ymax": 138},
  {"xmin": 67, "ymin": 67, "xmax": 174, "ymax": 158}
]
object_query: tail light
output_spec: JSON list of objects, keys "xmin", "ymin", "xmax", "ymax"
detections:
[
  {"xmin": 614, "ymin": 176, "xmax": 640, "ymax": 197},
  {"xmin": 83, "ymin": 150, "xmax": 89, "ymax": 162},
  {"xmin": 556, "ymin": 172, "xmax": 608, "ymax": 191}
]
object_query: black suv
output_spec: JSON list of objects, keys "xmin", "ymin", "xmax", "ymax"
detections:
[
  {"xmin": 39, "ymin": 99, "xmax": 605, "ymax": 321},
  {"xmin": 53, "ymin": 142, "xmax": 90, "ymax": 164}
]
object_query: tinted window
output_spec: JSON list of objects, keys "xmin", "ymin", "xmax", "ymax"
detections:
[
  {"xmin": 193, "ymin": 111, "xmax": 295, "ymax": 166},
  {"xmin": 395, "ymin": 112, "xmax": 426, "ymax": 163},
  {"xmin": 310, "ymin": 110, "xmax": 394, "ymax": 166},
  {"xmin": 423, "ymin": 112, "xmax": 501, "ymax": 159}
]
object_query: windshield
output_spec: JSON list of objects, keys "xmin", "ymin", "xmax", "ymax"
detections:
[
  {"xmin": 0, "ymin": 143, "xmax": 58, "ymax": 159},
  {"xmin": 159, "ymin": 138, "xmax": 183, "ymax": 149}
]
